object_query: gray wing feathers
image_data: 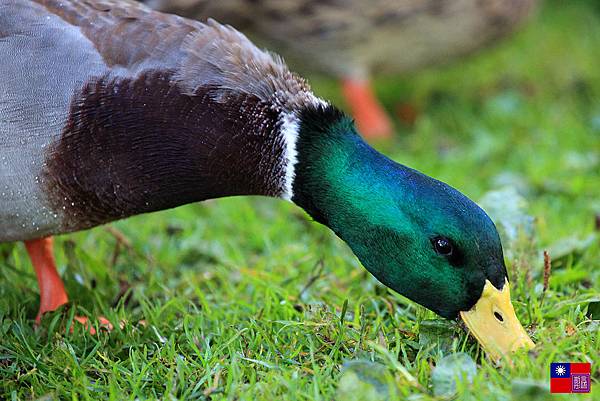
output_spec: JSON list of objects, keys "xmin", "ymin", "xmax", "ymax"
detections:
[
  {"xmin": 0, "ymin": 0, "xmax": 107, "ymax": 145},
  {"xmin": 0, "ymin": 0, "xmax": 108, "ymax": 241}
]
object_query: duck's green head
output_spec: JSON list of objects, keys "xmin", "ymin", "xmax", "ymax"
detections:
[{"xmin": 292, "ymin": 105, "xmax": 533, "ymax": 361}]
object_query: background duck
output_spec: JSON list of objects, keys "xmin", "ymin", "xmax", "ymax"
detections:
[
  {"xmin": 0, "ymin": 0, "xmax": 532, "ymax": 361},
  {"xmin": 142, "ymin": 0, "xmax": 538, "ymax": 139}
]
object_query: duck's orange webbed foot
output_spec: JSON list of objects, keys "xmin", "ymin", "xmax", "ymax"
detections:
[
  {"xmin": 341, "ymin": 78, "xmax": 393, "ymax": 140},
  {"xmin": 25, "ymin": 237, "xmax": 113, "ymax": 334},
  {"xmin": 71, "ymin": 316, "xmax": 114, "ymax": 335}
]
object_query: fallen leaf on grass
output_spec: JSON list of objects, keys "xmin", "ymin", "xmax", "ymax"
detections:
[
  {"xmin": 511, "ymin": 379, "xmax": 552, "ymax": 401},
  {"xmin": 484, "ymin": 90, "xmax": 524, "ymax": 117},
  {"xmin": 418, "ymin": 319, "xmax": 460, "ymax": 353},
  {"xmin": 478, "ymin": 187, "xmax": 535, "ymax": 258},
  {"xmin": 545, "ymin": 234, "xmax": 597, "ymax": 262},
  {"xmin": 431, "ymin": 353, "xmax": 477, "ymax": 397},
  {"xmin": 336, "ymin": 360, "xmax": 393, "ymax": 401}
]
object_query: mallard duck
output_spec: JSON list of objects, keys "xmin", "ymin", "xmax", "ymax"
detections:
[
  {"xmin": 0, "ymin": 0, "xmax": 533, "ymax": 361},
  {"xmin": 143, "ymin": 0, "xmax": 538, "ymax": 139}
]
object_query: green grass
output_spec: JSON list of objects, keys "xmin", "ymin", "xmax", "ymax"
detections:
[{"xmin": 1, "ymin": 1, "xmax": 599, "ymax": 399}]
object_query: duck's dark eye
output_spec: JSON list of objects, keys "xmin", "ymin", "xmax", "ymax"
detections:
[{"xmin": 432, "ymin": 236, "xmax": 453, "ymax": 256}]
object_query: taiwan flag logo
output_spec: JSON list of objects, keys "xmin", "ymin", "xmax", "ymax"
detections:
[{"xmin": 550, "ymin": 362, "xmax": 591, "ymax": 393}]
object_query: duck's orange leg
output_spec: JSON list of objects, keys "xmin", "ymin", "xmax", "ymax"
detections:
[
  {"xmin": 24, "ymin": 237, "xmax": 112, "ymax": 334},
  {"xmin": 341, "ymin": 78, "xmax": 392, "ymax": 140},
  {"xmin": 25, "ymin": 237, "xmax": 68, "ymax": 323}
]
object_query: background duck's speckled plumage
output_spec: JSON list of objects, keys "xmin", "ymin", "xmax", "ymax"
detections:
[{"xmin": 144, "ymin": 0, "xmax": 538, "ymax": 78}]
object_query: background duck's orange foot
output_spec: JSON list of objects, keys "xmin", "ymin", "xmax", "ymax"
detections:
[
  {"xmin": 341, "ymin": 78, "xmax": 393, "ymax": 140},
  {"xmin": 71, "ymin": 316, "xmax": 114, "ymax": 335}
]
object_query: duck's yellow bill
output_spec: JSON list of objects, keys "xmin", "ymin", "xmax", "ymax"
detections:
[{"xmin": 460, "ymin": 279, "xmax": 534, "ymax": 363}]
